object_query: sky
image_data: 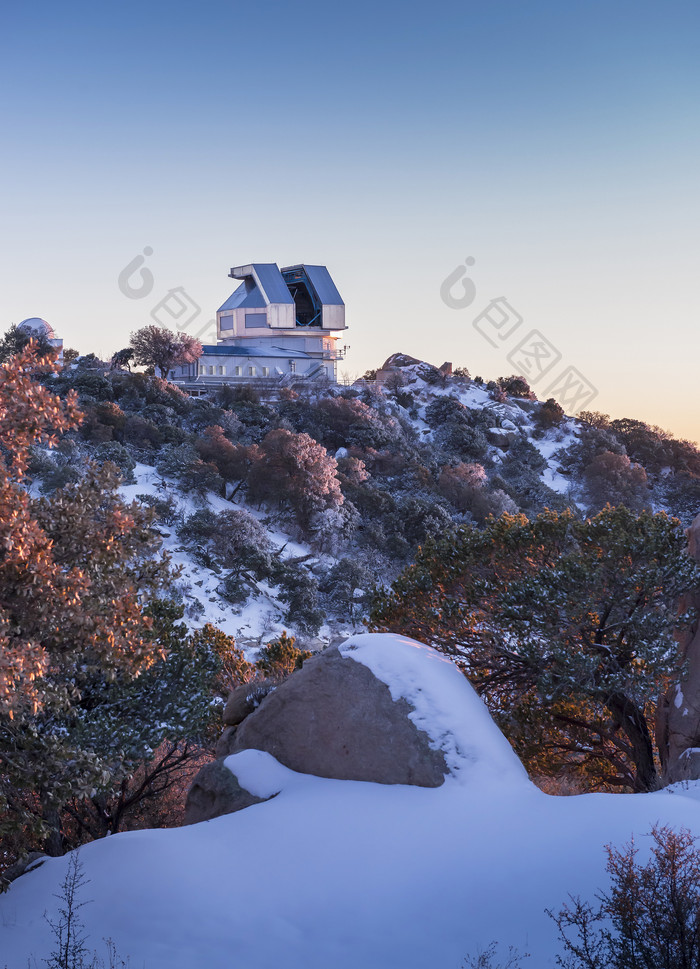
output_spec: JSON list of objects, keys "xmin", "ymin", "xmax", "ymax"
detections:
[{"xmin": 1, "ymin": 0, "xmax": 699, "ymax": 439}]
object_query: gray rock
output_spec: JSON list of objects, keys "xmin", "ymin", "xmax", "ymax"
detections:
[
  {"xmin": 215, "ymin": 725, "xmax": 238, "ymax": 758},
  {"xmin": 1, "ymin": 852, "xmax": 47, "ymax": 887},
  {"xmin": 229, "ymin": 646, "xmax": 448, "ymax": 787},
  {"xmin": 223, "ymin": 682, "xmax": 266, "ymax": 726},
  {"xmin": 487, "ymin": 427, "xmax": 516, "ymax": 448},
  {"xmin": 184, "ymin": 759, "xmax": 268, "ymax": 825}
]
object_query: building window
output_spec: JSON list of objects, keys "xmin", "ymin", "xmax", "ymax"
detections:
[
  {"xmin": 234, "ymin": 366, "xmax": 242, "ymax": 376},
  {"xmin": 208, "ymin": 366, "xmax": 215, "ymax": 375},
  {"xmin": 245, "ymin": 313, "xmax": 266, "ymax": 328},
  {"xmin": 289, "ymin": 361, "xmax": 296, "ymax": 373},
  {"xmin": 248, "ymin": 366, "xmax": 256, "ymax": 376},
  {"xmin": 219, "ymin": 313, "xmax": 234, "ymax": 330},
  {"xmin": 199, "ymin": 363, "xmax": 206, "ymax": 375},
  {"xmin": 261, "ymin": 366, "xmax": 270, "ymax": 377},
  {"xmin": 218, "ymin": 366, "xmax": 225, "ymax": 375}
]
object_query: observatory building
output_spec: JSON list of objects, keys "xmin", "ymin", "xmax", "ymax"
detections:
[
  {"xmin": 17, "ymin": 318, "xmax": 64, "ymax": 361},
  {"xmin": 172, "ymin": 263, "xmax": 347, "ymax": 388}
]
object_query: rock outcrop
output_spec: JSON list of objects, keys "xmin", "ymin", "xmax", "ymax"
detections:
[
  {"xmin": 223, "ymin": 645, "xmax": 448, "ymax": 785},
  {"xmin": 185, "ymin": 640, "xmax": 451, "ymax": 824}
]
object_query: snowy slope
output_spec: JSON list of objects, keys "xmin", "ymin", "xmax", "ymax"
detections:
[
  {"xmin": 3, "ymin": 634, "xmax": 700, "ymax": 969},
  {"xmin": 119, "ymin": 463, "xmax": 362, "ymax": 652}
]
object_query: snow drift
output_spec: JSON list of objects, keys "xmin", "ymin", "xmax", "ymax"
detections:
[{"xmin": 2, "ymin": 634, "xmax": 700, "ymax": 969}]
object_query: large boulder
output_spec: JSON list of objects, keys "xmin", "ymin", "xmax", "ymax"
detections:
[
  {"xmin": 221, "ymin": 644, "xmax": 448, "ymax": 786},
  {"xmin": 186, "ymin": 634, "xmax": 528, "ymax": 824}
]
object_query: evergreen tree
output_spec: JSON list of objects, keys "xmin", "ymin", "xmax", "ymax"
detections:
[
  {"xmin": 0, "ymin": 345, "xmax": 187, "ymax": 859},
  {"xmin": 371, "ymin": 507, "xmax": 700, "ymax": 791}
]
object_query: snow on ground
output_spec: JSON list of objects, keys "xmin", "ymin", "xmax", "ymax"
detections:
[
  {"xmin": 119, "ymin": 464, "xmax": 358, "ymax": 651},
  {"xmin": 529, "ymin": 420, "xmax": 579, "ymax": 497},
  {"xmin": 3, "ymin": 633, "xmax": 700, "ymax": 969}
]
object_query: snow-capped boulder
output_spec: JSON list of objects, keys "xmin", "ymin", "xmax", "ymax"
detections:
[
  {"xmin": 487, "ymin": 426, "xmax": 516, "ymax": 448},
  {"xmin": 186, "ymin": 634, "xmax": 528, "ymax": 823},
  {"xmin": 185, "ymin": 760, "xmax": 267, "ymax": 824}
]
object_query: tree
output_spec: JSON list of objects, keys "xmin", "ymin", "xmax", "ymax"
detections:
[
  {"xmin": 57, "ymin": 603, "xmax": 225, "ymax": 844},
  {"xmin": 0, "ymin": 343, "xmax": 82, "ymax": 717},
  {"xmin": 550, "ymin": 825, "xmax": 700, "ymax": 968},
  {"xmin": 584, "ymin": 451, "xmax": 650, "ymax": 513},
  {"xmin": 195, "ymin": 425, "xmax": 250, "ymax": 484},
  {"xmin": 0, "ymin": 324, "xmax": 53, "ymax": 363},
  {"xmin": 371, "ymin": 507, "xmax": 700, "ymax": 792},
  {"xmin": 497, "ymin": 374, "xmax": 536, "ymax": 400},
  {"xmin": 110, "ymin": 348, "xmax": 134, "ymax": 371},
  {"xmin": 535, "ymin": 398, "xmax": 565, "ymax": 430},
  {"xmin": 0, "ymin": 344, "xmax": 181, "ymax": 859},
  {"xmin": 247, "ymin": 428, "xmax": 343, "ymax": 530},
  {"xmin": 129, "ymin": 325, "xmax": 202, "ymax": 378}
]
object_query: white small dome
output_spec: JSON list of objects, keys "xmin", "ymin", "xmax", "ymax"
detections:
[{"xmin": 18, "ymin": 317, "xmax": 55, "ymax": 339}]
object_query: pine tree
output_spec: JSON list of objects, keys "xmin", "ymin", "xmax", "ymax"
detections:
[{"xmin": 371, "ymin": 507, "xmax": 700, "ymax": 791}]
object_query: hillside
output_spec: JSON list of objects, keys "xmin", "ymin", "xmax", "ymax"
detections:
[
  {"xmin": 25, "ymin": 354, "xmax": 700, "ymax": 652},
  {"xmin": 4, "ymin": 352, "xmax": 700, "ymax": 966}
]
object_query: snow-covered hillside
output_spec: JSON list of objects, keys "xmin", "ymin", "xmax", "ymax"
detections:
[
  {"xmin": 118, "ymin": 463, "xmax": 363, "ymax": 651},
  {"xmin": 28, "ymin": 354, "xmax": 695, "ymax": 663},
  {"xmin": 2, "ymin": 634, "xmax": 699, "ymax": 969}
]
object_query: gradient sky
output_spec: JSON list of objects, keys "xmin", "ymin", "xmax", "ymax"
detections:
[{"xmin": 2, "ymin": 1, "xmax": 699, "ymax": 438}]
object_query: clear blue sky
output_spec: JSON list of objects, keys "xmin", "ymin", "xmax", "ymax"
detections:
[{"xmin": 2, "ymin": 1, "xmax": 699, "ymax": 438}]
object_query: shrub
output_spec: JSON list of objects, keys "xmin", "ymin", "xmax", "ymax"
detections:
[
  {"xmin": 93, "ymin": 442, "xmax": 135, "ymax": 481},
  {"xmin": 179, "ymin": 508, "xmax": 271, "ymax": 576},
  {"xmin": 121, "ymin": 414, "xmax": 164, "ymax": 449},
  {"xmin": 584, "ymin": 451, "xmax": 650, "ymax": 512},
  {"xmin": 37, "ymin": 439, "xmax": 85, "ymax": 494},
  {"xmin": 278, "ymin": 567, "xmax": 325, "ymax": 635},
  {"xmin": 437, "ymin": 462, "xmax": 488, "ymax": 513},
  {"xmin": 189, "ymin": 623, "xmax": 255, "ymax": 695},
  {"xmin": 497, "ymin": 375, "xmax": 536, "ymax": 400},
  {"xmin": 662, "ymin": 471, "xmax": 700, "ymax": 525},
  {"xmin": 424, "ymin": 396, "xmax": 467, "ymax": 429},
  {"xmin": 156, "ymin": 444, "xmax": 223, "ymax": 499},
  {"xmin": 195, "ymin": 425, "xmax": 250, "ymax": 482},
  {"xmin": 549, "ymin": 825, "xmax": 700, "ymax": 969},
  {"xmin": 136, "ymin": 493, "xmax": 181, "ymax": 526},
  {"xmin": 438, "ymin": 422, "xmax": 489, "ymax": 461},
  {"xmin": 535, "ymin": 397, "xmax": 565, "ymax": 430},
  {"xmin": 255, "ymin": 632, "xmax": 311, "ymax": 679},
  {"xmin": 321, "ymin": 558, "xmax": 374, "ymax": 620},
  {"xmin": 247, "ymin": 429, "xmax": 343, "ymax": 531},
  {"xmin": 308, "ymin": 396, "xmax": 398, "ymax": 450}
]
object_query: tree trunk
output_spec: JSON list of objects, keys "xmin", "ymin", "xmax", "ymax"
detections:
[
  {"xmin": 606, "ymin": 692, "xmax": 658, "ymax": 792},
  {"xmin": 40, "ymin": 793, "xmax": 64, "ymax": 857},
  {"xmin": 658, "ymin": 513, "xmax": 700, "ymax": 784}
]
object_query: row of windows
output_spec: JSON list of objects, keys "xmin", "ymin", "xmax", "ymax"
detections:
[{"xmin": 197, "ymin": 364, "xmax": 278, "ymax": 377}]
